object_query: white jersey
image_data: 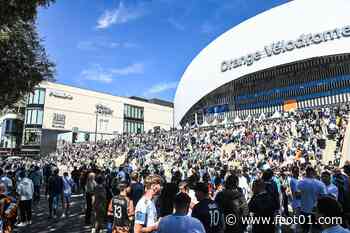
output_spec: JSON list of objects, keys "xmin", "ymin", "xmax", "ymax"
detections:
[{"xmin": 134, "ymin": 196, "xmax": 158, "ymax": 228}]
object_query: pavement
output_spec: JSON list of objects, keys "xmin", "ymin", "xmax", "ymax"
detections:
[{"xmin": 14, "ymin": 193, "xmax": 103, "ymax": 233}]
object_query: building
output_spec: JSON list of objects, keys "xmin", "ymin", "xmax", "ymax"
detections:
[
  {"xmin": 22, "ymin": 81, "xmax": 174, "ymax": 155},
  {"xmin": 174, "ymin": 0, "xmax": 350, "ymax": 127},
  {"xmin": 0, "ymin": 101, "xmax": 25, "ymax": 155}
]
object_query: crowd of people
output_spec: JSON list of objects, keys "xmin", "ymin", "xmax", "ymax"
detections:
[{"xmin": 1, "ymin": 106, "xmax": 350, "ymax": 233}]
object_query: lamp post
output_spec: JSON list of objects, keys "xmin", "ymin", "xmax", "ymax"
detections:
[{"xmin": 95, "ymin": 105, "xmax": 101, "ymax": 143}]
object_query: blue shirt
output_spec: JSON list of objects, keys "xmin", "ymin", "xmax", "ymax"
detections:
[
  {"xmin": 159, "ymin": 214, "xmax": 206, "ymax": 233},
  {"xmin": 289, "ymin": 177, "xmax": 301, "ymax": 209},
  {"xmin": 326, "ymin": 184, "xmax": 339, "ymax": 200},
  {"xmin": 297, "ymin": 178, "xmax": 326, "ymax": 213},
  {"xmin": 323, "ymin": 225, "xmax": 350, "ymax": 233}
]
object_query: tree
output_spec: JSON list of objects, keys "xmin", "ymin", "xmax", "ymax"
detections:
[{"xmin": 0, "ymin": 0, "xmax": 56, "ymax": 109}]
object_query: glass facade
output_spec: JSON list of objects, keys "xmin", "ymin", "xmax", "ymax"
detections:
[
  {"xmin": 124, "ymin": 104, "xmax": 144, "ymax": 119},
  {"xmin": 25, "ymin": 109, "xmax": 44, "ymax": 125},
  {"xmin": 0, "ymin": 118, "xmax": 23, "ymax": 149},
  {"xmin": 123, "ymin": 120, "xmax": 144, "ymax": 134},
  {"xmin": 23, "ymin": 128, "xmax": 42, "ymax": 145},
  {"xmin": 23, "ymin": 88, "xmax": 46, "ymax": 148},
  {"xmin": 27, "ymin": 89, "xmax": 46, "ymax": 105},
  {"xmin": 123, "ymin": 104, "xmax": 144, "ymax": 133},
  {"xmin": 181, "ymin": 54, "xmax": 350, "ymax": 126}
]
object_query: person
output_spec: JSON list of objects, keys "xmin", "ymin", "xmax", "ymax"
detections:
[
  {"xmin": 16, "ymin": 171, "xmax": 34, "ymax": 226},
  {"xmin": 192, "ymin": 182, "xmax": 223, "ymax": 233},
  {"xmin": 215, "ymin": 174, "xmax": 249, "ymax": 233},
  {"xmin": 62, "ymin": 172, "xmax": 74, "ymax": 217},
  {"xmin": 321, "ymin": 170, "xmax": 338, "ymax": 200},
  {"xmin": 108, "ymin": 183, "xmax": 134, "ymax": 233},
  {"xmin": 47, "ymin": 168, "xmax": 64, "ymax": 219},
  {"xmin": 333, "ymin": 165, "xmax": 350, "ymax": 227},
  {"xmin": 85, "ymin": 172, "xmax": 96, "ymax": 224},
  {"xmin": 316, "ymin": 196, "xmax": 350, "ymax": 233},
  {"xmin": 0, "ymin": 182, "xmax": 17, "ymax": 233},
  {"xmin": 179, "ymin": 181, "xmax": 197, "ymax": 214},
  {"xmin": 289, "ymin": 166, "xmax": 301, "ymax": 215},
  {"xmin": 159, "ymin": 192, "xmax": 206, "ymax": 233},
  {"xmin": 0, "ymin": 169, "xmax": 13, "ymax": 195},
  {"xmin": 159, "ymin": 175, "xmax": 179, "ymax": 217},
  {"xmin": 29, "ymin": 166, "xmax": 42, "ymax": 203},
  {"xmin": 117, "ymin": 167, "xmax": 127, "ymax": 183},
  {"xmin": 134, "ymin": 175, "xmax": 161, "ymax": 233},
  {"xmin": 248, "ymin": 179, "xmax": 278, "ymax": 233},
  {"xmin": 129, "ymin": 172, "xmax": 144, "ymax": 209},
  {"xmin": 71, "ymin": 167, "xmax": 80, "ymax": 193},
  {"xmin": 93, "ymin": 174, "xmax": 107, "ymax": 233},
  {"xmin": 297, "ymin": 166, "xmax": 327, "ymax": 233},
  {"xmin": 261, "ymin": 169, "xmax": 280, "ymax": 214}
]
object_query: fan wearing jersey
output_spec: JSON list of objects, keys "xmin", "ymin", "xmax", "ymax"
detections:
[
  {"xmin": 134, "ymin": 175, "xmax": 162, "ymax": 233},
  {"xmin": 108, "ymin": 183, "xmax": 134, "ymax": 233},
  {"xmin": 192, "ymin": 182, "xmax": 223, "ymax": 233}
]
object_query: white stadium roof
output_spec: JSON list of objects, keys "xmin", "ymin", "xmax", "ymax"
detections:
[{"xmin": 174, "ymin": 0, "xmax": 350, "ymax": 126}]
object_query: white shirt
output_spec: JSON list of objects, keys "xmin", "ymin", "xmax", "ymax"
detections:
[
  {"xmin": 135, "ymin": 196, "xmax": 158, "ymax": 228},
  {"xmin": 16, "ymin": 178, "xmax": 34, "ymax": 201},
  {"xmin": 159, "ymin": 214, "xmax": 205, "ymax": 233}
]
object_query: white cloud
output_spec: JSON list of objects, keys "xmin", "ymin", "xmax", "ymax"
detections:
[
  {"xmin": 81, "ymin": 64, "xmax": 113, "ymax": 83},
  {"xmin": 81, "ymin": 63, "xmax": 145, "ymax": 83},
  {"xmin": 168, "ymin": 18, "xmax": 185, "ymax": 31},
  {"xmin": 96, "ymin": 2, "xmax": 144, "ymax": 29},
  {"xmin": 144, "ymin": 81, "xmax": 178, "ymax": 96},
  {"xmin": 111, "ymin": 63, "xmax": 144, "ymax": 75},
  {"xmin": 77, "ymin": 41, "xmax": 137, "ymax": 50},
  {"xmin": 77, "ymin": 41, "xmax": 98, "ymax": 51}
]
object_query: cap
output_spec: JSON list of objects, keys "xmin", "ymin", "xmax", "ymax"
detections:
[{"xmin": 194, "ymin": 182, "xmax": 209, "ymax": 194}]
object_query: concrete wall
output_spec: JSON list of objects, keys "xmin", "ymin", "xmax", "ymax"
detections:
[{"xmin": 39, "ymin": 82, "xmax": 173, "ymax": 134}]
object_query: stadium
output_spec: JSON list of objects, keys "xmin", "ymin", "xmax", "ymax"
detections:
[{"xmin": 174, "ymin": 0, "xmax": 350, "ymax": 127}]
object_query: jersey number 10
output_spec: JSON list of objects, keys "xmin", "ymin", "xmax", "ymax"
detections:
[{"xmin": 209, "ymin": 209, "xmax": 220, "ymax": 227}]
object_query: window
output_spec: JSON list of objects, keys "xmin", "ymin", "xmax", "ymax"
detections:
[
  {"xmin": 37, "ymin": 110, "xmax": 43, "ymax": 125},
  {"xmin": 123, "ymin": 120, "xmax": 144, "ymax": 134},
  {"xmin": 31, "ymin": 109, "xmax": 38, "ymax": 124},
  {"xmin": 124, "ymin": 104, "xmax": 144, "ymax": 120},
  {"xmin": 39, "ymin": 89, "xmax": 45, "ymax": 105},
  {"xmin": 25, "ymin": 109, "xmax": 43, "ymax": 125},
  {"xmin": 27, "ymin": 89, "xmax": 45, "ymax": 105},
  {"xmin": 26, "ymin": 110, "xmax": 32, "ymax": 124},
  {"xmin": 33, "ymin": 89, "xmax": 40, "ymax": 104},
  {"xmin": 23, "ymin": 129, "xmax": 42, "ymax": 145}
]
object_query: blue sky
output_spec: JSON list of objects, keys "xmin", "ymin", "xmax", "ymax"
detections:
[{"xmin": 37, "ymin": 0, "xmax": 288, "ymax": 101}]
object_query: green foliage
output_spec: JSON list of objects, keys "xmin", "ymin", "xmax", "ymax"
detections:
[
  {"xmin": 0, "ymin": 0, "xmax": 55, "ymax": 26},
  {"xmin": 0, "ymin": 0, "xmax": 56, "ymax": 109}
]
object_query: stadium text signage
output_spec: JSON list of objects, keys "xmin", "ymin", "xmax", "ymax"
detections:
[
  {"xmin": 221, "ymin": 25, "xmax": 350, "ymax": 72},
  {"xmin": 49, "ymin": 91, "xmax": 73, "ymax": 100}
]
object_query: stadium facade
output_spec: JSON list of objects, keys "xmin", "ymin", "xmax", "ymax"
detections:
[
  {"xmin": 174, "ymin": 0, "xmax": 350, "ymax": 127},
  {"xmin": 22, "ymin": 82, "xmax": 173, "ymax": 155}
]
